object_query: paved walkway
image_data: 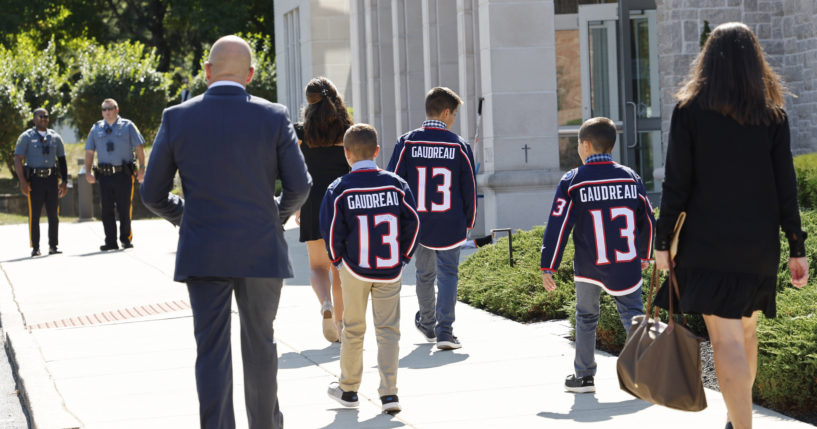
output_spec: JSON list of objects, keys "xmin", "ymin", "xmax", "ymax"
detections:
[{"xmin": 0, "ymin": 220, "xmax": 812, "ymax": 428}]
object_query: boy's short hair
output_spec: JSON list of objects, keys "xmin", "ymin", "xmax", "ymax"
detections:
[
  {"xmin": 344, "ymin": 124, "xmax": 379, "ymax": 159},
  {"xmin": 425, "ymin": 87, "xmax": 462, "ymax": 117},
  {"xmin": 578, "ymin": 117, "xmax": 617, "ymax": 153}
]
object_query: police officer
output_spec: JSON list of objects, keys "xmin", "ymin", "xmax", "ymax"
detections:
[
  {"xmin": 13, "ymin": 108, "xmax": 68, "ymax": 257},
  {"xmin": 84, "ymin": 98, "xmax": 146, "ymax": 251}
]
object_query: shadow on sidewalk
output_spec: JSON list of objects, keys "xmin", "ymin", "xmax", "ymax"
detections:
[
  {"xmin": 320, "ymin": 408, "xmax": 404, "ymax": 429},
  {"xmin": 537, "ymin": 394, "xmax": 651, "ymax": 422},
  {"xmin": 279, "ymin": 344, "xmax": 341, "ymax": 369},
  {"xmin": 398, "ymin": 343, "xmax": 469, "ymax": 369}
]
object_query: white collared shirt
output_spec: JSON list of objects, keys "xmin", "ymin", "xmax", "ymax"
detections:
[{"xmin": 208, "ymin": 80, "xmax": 246, "ymax": 89}]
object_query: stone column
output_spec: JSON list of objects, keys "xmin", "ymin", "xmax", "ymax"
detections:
[
  {"xmin": 422, "ymin": 0, "xmax": 461, "ymax": 134},
  {"xmin": 392, "ymin": 0, "xmax": 425, "ymax": 141},
  {"xmin": 476, "ymin": 0, "xmax": 561, "ymax": 232},
  {"xmin": 456, "ymin": 0, "xmax": 481, "ymax": 151},
  {"xmin": 308, "ymin": 1, "xmax": 352, "ymax": 103},
  {"xmin": 349, "ymin": 0, "xmax": 396, "ymax": 165}
]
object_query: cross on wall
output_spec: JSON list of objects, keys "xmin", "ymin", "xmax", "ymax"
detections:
[{"xmin": 522, "ymin": 144, "xmax": 531, "ymax": 163}]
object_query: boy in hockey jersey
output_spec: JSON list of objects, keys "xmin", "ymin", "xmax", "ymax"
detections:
[
  {"xmin": 541, "ymin": 117, "xmax": 654, "ymax": 393},
  {"xmin": 321, "ymin": 124, "xmax": 420, "ymax": 414},
  {"xmin": 387, "ymin": 87, "xmax": 476, "ymax": 350}
]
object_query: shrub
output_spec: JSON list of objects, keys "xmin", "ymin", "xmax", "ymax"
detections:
[
  {"xmin": 793, "ymin": 153, "xmax": 817, "ymax": 210},
  {"xmin": 752, "ymin": 209, "xmax": 817, "ymax": 414},
  {"xmin": 0, "ymin": 35, "xmax": 67, "ymax": 120},
  {"xmin": 0, "ymin": 76, "xmax": 30, "ymax": 178},
  {"xmin": 459, "ymin": 227, "xmax": 574, "ymax": 321},
  {"xmin": 69, "ymin": 41, "xmax": 170, "ymax": 145},
  {"xmin": 754, "ymin": 284, "xmax": 817, "ymax": 414}
]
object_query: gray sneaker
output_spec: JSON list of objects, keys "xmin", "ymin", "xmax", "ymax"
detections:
[
  {"xmin": 564, "ymin": 374, "xmax": 595, "ymax": 393},
  {"xmin": 327, "ymin": 382, "xmax": 359, "ymax": 407},
  {"xmin": 415, "ymin": 311, "xmax": 436, "ymax": 342}
]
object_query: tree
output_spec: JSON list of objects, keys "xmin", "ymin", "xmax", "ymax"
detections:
[
  {"xmin": 187, "ymin": 33, "xmax": 277, "ymax": 102},
  {"xmin": 69, "ymin": 41, "xmax": 170, "ymax": 145},
  {"xmin": 0, "ymin": 68, "xmax": 31, "ymax": 178},
  {"xmin": 1, "ymin": 35, "xmax": 67, "ymax": 121}
]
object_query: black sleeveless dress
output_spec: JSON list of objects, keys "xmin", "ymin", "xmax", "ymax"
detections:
[{"xmin": 298, "ymin": 133, "xmax": 350, "ymax": 242}]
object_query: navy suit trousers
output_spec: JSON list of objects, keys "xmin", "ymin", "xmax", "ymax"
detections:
[{"xmin": 187, "ymin": 277, "xmax": 284, "ymax": 429}]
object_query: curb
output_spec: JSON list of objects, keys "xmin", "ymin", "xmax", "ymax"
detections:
[{"xmin": 0, "ymin": 265, "xmax": 82, "ymax": 429}]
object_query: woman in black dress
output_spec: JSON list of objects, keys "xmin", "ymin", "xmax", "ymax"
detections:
[
  {"xmin": 297, "ymin": 77, "xmax": 352, "ymax": 342},
  {"xmin": 654, "ymin": 23, "xmax": 808, "ymax": 429}
]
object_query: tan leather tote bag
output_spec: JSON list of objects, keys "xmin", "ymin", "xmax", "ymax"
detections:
[{"xmin": 616, "ymin": 213, "xmax": 707, "ymax": 411}]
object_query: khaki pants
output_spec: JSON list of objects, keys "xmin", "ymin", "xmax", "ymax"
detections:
[{"xmin": 338, "ymin": 264, "xmax": 401, "ymax": 397}]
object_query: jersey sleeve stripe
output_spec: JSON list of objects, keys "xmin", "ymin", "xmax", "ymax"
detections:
[
  {"xmin": 458, "ymin": 146, "xmax": 477, "ymax": 228},
  {"xmin": 328, "ymin": 195, "xmax": 343, "ymax": 261},
  {"xmin": 393, "ymin": 144, "xmax": 409, "ymax": 173},
  {"xmin": 549, "ymin": 200, "xmax": 573, "ymax": 269},
  {"xmin": 639, "ymin": 194, "xmax": 654, "ymax": 257},
  {"xmin": 401, "ymin": 193, "xmax": 421, "ymax": 258}
]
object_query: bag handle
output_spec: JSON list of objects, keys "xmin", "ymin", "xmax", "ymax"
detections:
[
  {"xmin": 646, "ymin": 263, "xmax": 660, "ymax": 320},
  {"xmin": 645, "ymin": 263, "xmax": 688, "ymax": 326}
]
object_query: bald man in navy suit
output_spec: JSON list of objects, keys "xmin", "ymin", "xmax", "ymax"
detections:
[{"xmin": 141, "ymin": 35, "xmax": 311, "ymax": 429}]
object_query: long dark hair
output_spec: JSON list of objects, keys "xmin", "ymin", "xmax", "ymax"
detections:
[
  {"xmin": 302, "ymin": 77, "xmax": 352, "ymax": 148},
  {"xmin": 675, "ymin": 22, "xmax": 789, "ymax": 126}
]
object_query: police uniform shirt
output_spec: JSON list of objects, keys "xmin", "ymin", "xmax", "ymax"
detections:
[
  {"xmin": 85, "ymin": 116, "xmax": 145, "ymax": 165},
  {"xmin": 14, "ymin": 128, "xmax": 65, "ymax": 168}
]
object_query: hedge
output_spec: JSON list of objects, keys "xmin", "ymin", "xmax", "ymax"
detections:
[
  {"xmin": 69, "ymin": 41, "xmax": 170, "ymax": 145},
  {"xmin": 459, "ymin": 211, "xmax": 817, "ymax": 413},
  {"xmin": 793, "ymin": 153, "xmax": 817, "ymax": 210}
]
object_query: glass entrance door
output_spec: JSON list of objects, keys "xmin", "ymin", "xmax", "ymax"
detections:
[
  {"xmin": 578, "ymin": 1, "xmax": 662, "ymax": 192},
  {"xmin": 579, "ymin": 4, "xmax": 622, "ymax": 161},
  {"xmin": 619, "ymin": 0, "xmax": 661, "ymax": 192}
]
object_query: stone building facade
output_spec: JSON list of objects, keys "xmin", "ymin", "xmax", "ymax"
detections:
[
  {"xmin": 275, "ymin": 0, "xmax": 817, "ymax": 234},
  {"xmin": 658, "ymin": 0, "xmax": 817, "ymax": 154}
]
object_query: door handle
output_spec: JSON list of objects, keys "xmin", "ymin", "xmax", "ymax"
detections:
[{"xmin": 626, "ymin": 101, "xmax": 638, "ymax": 148}]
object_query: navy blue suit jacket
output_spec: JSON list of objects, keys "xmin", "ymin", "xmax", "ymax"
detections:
[{"xmin": 141, "ymin": 84, "xmax": 311, "ymax": 282}]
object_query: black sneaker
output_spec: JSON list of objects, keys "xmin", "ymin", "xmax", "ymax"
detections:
[
  {"xmin": 100, "ymin": 244, "xmax": 118, "ymax": 251},
  {"xmin": 380, "ymin": 395, "xmax": 401, "ymax": 414},
  {"xmin": 122, "ymin": 242, "xmax": 134, "ymax": 249},
  {"xmin": 436, "ymin": 334, "xmax": 462, "ymax": 350},
  {"xmin": 414, "ymin": 311, "xmax": 436, "ymax": 342},
  {"xmin": 31, "ymin": 248, "xmax": 41, "ymax": 257},
  {"xmin": 564, "ymin": 374, "xmax": 595, "ymax": 393},
  {"xmin": 49, "ymin": 247, "xmax": 61, "ymax": 254},
  {"xmin": 327, "ymin": 382, "xmax": 359, "ymax": 407}
]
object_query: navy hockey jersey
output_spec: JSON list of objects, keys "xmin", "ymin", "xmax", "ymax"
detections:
[
  {"xmin": 320, "ymin": 164, "xmax": 420, "ymax": 282},
  {"xmin": 540, "ymin": 159, "xmax": 655, "ymax": 295},
  {"xmin": 386, "ymin": 125, "xmax": 476, "ymax": 249}
]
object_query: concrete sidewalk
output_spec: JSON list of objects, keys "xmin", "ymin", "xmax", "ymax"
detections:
[{"xmin": 0, "ymin": 220, "xmax": 812, "ymax": 428}]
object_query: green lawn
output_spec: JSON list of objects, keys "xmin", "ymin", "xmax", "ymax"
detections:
[{"xmin": 0, "ymin": 212, "xmax": 79, "ymax": 225}]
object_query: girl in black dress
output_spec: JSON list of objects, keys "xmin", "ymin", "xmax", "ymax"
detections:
[
  {"xmin": 655, "ymin": 23, "xmax": 808, "ymax": 429},
  {"xmin": 297, "ymin": 77, "xmax": 352, "ymax": 342}
]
